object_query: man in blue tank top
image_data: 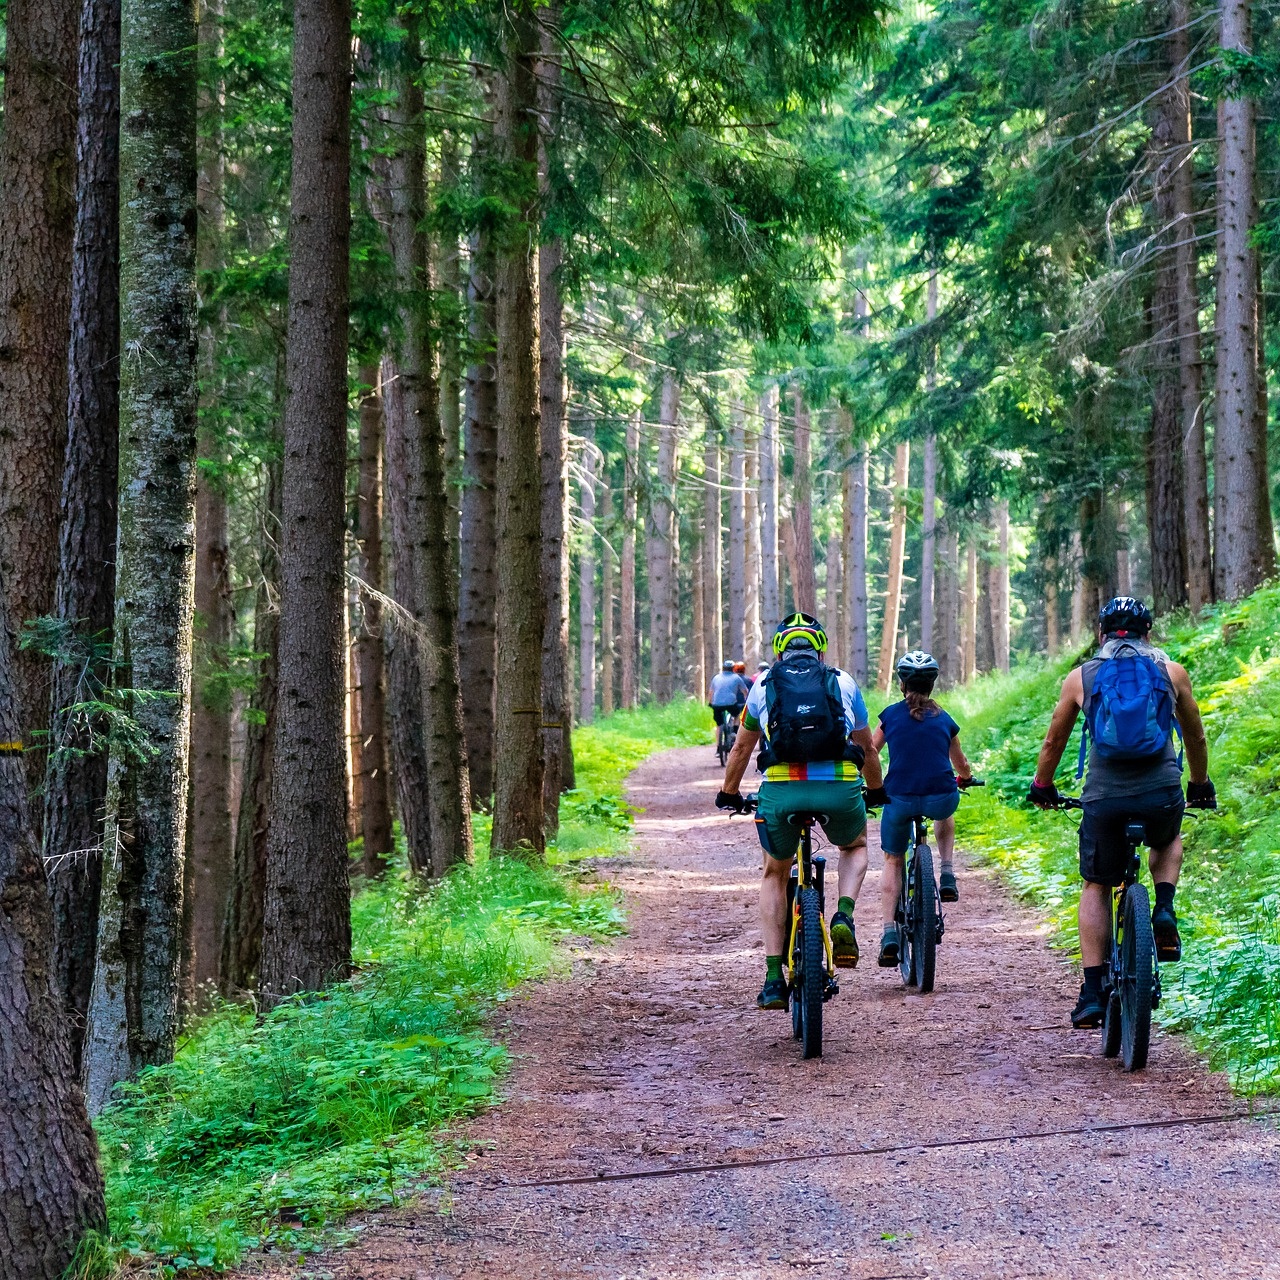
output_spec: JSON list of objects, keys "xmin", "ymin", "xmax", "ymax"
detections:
[{"xmin": 1027, "ymin": 597, "xmax": 1216, "ymax": 1029}]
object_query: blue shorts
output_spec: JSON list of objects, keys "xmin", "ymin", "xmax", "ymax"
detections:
[{"xmin": 879, "ymin": 791, "xmax": 960, "ymax": 856}]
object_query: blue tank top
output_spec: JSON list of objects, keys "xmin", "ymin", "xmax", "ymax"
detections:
[{"xmin": 879, "ymin": 700, "xmax": 960, "ymax": 798}]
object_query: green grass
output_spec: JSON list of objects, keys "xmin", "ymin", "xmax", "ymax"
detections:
[
  {"xmin": 945, "ymin": 587, "xmax": 1280, "ymax": 1094},
  {"xmin": 87, "ymin": 699, "xmax": 708, "ymax": 1277}
]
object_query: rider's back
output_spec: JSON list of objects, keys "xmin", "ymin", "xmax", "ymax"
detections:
[{"xmin": 880, "ymin": 700, "xmax": 958, "ymax": 799}]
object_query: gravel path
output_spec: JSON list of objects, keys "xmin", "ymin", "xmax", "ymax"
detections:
[{"xmin": 246, "ymin": 746, "xmax": 1280, "ymax": 1279}]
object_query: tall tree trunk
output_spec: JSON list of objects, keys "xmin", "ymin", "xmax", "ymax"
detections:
[
  {"xmin": 343, "ymin": 567, "xmax": 360, "ymax": 844},
  {"xmin": 937, "ymin": 524, "xmax": 960, "ymax": 684},
  {"xmin": 600, "ymin": 485, "xmax": 615, "ymax": 716},
  {"xmin": 1070, "ymin": 530, "xmax": 1088, "ymax": 640},
  {"xmin": 790, "ymin": 387, "xmax": 817, "ymax": 613},
  {"xmin": 990, "ymin": 500, "xmax": 1010, "ymax": 672},
  {"xmin": 257, "ymin": 0, "xmax": 352, "ymax": 1004},
  {"xmin": 702, "ymin": 432, "xmax": 722, "ymax": 679},
  {"xmin": 962, "ymin": 540, "xmax": 978, "ymax": 681},
  {"xmin": 187, "ymin": 0, "xmax": 231, "ymax": 998},
  {"xmin": 1044, "ymin": 549, "xmax": 1061, "ymax": 656},
  {"xmin": 355, "ymin": 368, "xmax": 392, "ymax": 876},
  {"xmin": 491, "ymin": 0, "xmax": 545, "ymax": 855},
  {"xmin": 0, "ymin": 0, "xmax": 79, "ymax": 803},
  {"xmin": 919, "ymin": 272, "xmax": 939, "ymax": 652},
  {"xmin": 759, "ymin": 386, "xmax": 781, "ymax": 636},
  {"xmin": 647, "ymin": 374, "xmax": 679, "ymax": 702},
  {"xmin": 82, "ymin": 0, "xmax": 199, "ymax": 1109},
  {"xmin": 460, "ymin": 224, "xmax": 498, "ymax": 804},
  {"xmin": 620, "ymin": 409, "xmax": 638, "ymax": 709},
  {"xmin": 1214, "ymin": 0, "xmax": 1274, "ymax": 600},
  {"xmin": 727, "ymin": 406, "xmax": 746, "ymax": 661},
  {"xmin": 1168, "ymin": 0, "xmax": 1211, "ymax": 611},
  {"xmin": 1078, "ymin": 493, "xmax": 1119, "ymax": 626},
  {"xmin": 438, "ymin": 134, "xmax": 464, "ymax": 571},
  {"xmin": 44, "ymin": 0, "xmax": 121, "ymax": 1066},
  {"xmin": 219, "ymin": 460, "xmax": 280, "ymax": 995},
  {"xmin": 745, "ymin": 433, "xmax": 761, "ymax": 666},
  {"xmin": 842, "ymin": 425, "xmax": 869, "ymax": 685},
  {"xmin": 876, "ymin": 442, "xmax": 910, "ymax": 690},
  {"xmin": 578, "ymin": 443, "xmax": 597, "ymax": 724},
  {"xmin": 692, "ymin": 524, "xmax": 705, "ymax": 697},
  {"xmin": 382, "ymin": 364, "xmax": 432, "ymax": 874},
  {"xmin": 1115, "ymin": 499, "xmax": 1133, "ymax": 597},
  {"xmin": 824, "ymin": 533, "xmax": 841, "ymax": 663},
  {"xmin": 781, "ymin": 515, "xmax": 799, "ymax": 614},
  {"xmin": 381, "ymin": 14, "xmax": 472, "ymax": 875},
  {"xmin": 0, "ymin": 609, "xmax": 106, "ymax": 1275}
]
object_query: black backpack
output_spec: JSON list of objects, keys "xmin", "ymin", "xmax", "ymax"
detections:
[{"xmin": 758, "ymin": 652, "xmax": 847, "ymax": 767}]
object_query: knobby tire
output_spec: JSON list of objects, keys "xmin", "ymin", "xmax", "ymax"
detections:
[
  {"xmin": 912, "ymin": 842, "xmax": 938, "ymax": 994},
  {"xmin": 1120, "ymin": 883, "xmax": 1154, "ymax": 1071},
  {"xmin": 797, "ymin": 886, "xmax": 824, "ymax": 1059}
]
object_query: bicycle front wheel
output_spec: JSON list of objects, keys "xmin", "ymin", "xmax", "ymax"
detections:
[
  {"xmin": 796, "ymin": 886, "xmax": 824, "ymax": 1059},
  {"xmin": 1119, "ymin": 883, "xmax": 1154, "ymax": 1071},
  {"xmin": 911, "ymin": 843, "xmax": 938, "ymax": 994}
]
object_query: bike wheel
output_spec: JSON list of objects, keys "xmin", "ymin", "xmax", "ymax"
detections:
[
  {"xmin": 1101, "ymin": 989, "xmax": 1122, "ymax": 1058},
  {"xmin": 797, "ymin": 886, "xmax": 824, "ymax": 1059},
  {"xmin": 897, "ymin": 879, "xmax": 914, "ymax": 987},
  {"xmin": 1120, "ymin": 883, "xmax": 1154, "ymax": 1071},
  {"xmin": 912, "ymin": 844, "xmax": 938, "ymax": 994}
]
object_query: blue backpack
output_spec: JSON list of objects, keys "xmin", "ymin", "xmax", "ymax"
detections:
[{"xmin": 1076, "ymin": 646, "xmax": 1183, "ymax": 778}]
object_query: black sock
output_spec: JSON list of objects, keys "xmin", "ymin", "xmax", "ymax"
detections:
[
  {"xmin": 1083, "ymin": 965, "xmax": 1107, "ymax": 995},
  {"xmin": 1155, "ymin": 882, "xmax": 1176, "ymax": 913}
]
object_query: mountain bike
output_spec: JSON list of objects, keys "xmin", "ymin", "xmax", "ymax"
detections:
[
  {"xmin": 741, "ymin": 794, "xmax": 837, "ymax": 1059},
  {"xmin": 1057, "ymin": 798, "xmax": 1157, "ymax": 1071},
  {"xmin": 714, "ymin": 710, "xmax": 739, "ymax": 765},
  {"xmin": 887, "ymin": 779, "xmax": 984, "ymax": 995}
]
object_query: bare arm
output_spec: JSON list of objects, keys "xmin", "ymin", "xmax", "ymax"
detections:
[
  {"xmin": 949, "ymin": 734, "xmax": 972, "ymax": 781},
  {"xmin": 722, "ymin": 725, "xmax": 761, "ymax": 794},
  {"xmin": 1168, "ymin": 661, "xmax": 1209, "ymax": 784},
  {"xmin": 1033, "ymin": 667, "xmax": 1084, "ymax": 785},
  {"xmin": 854, "ymin": 725, "xmax": 882, "ymax": 789}
]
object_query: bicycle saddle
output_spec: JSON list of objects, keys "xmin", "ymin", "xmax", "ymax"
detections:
[
  {"xmin": 788, "ymin": 811, "xmax": 829, "ymax": 826},
  {"xmin": 1124, "ymin": 821, "xmax": 1146, "ymax": 844}
]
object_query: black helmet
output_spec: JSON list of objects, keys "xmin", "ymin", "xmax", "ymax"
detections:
[
  {"xmin": 1098, "ymin": 596, "xmax": 1152, "ymax": 637},
  {"xmin": 896, "ymin": 650, "xmax": 940, "ymax": 691}
]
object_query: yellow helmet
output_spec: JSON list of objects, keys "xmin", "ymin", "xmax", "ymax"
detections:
[{"xmin": 771, "ymin": 611, "xmax": 828, "ymax": 656}]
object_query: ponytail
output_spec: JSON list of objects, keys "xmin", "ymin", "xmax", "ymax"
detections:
[{"xmin": 903, "ymin": 688, "xmax": 941, "ymax": 722}]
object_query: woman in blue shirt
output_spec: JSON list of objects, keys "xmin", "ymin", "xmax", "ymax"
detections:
[{"xmin": 865, "ymin": 651, "xmax": 974, "ymax": 967}]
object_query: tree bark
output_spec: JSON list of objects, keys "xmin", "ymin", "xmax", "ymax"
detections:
[
  {"xmin": 727, "ymin": 406, "xmax": 746, "ymax": 661},
  {"xmin": 1214, "ymin": 0, "xmax": 1275, "ymax": 601},
  {"xmin": 44, "ymin": 0, "xmax": 121, "ymax": 1066},
  {"xmin": 600, "ymin": 484, "xmax": 615, "ymax": 716},
  {"xmin": 824, "ymin": 534, "xmax": 841, "ymax": 663},
  {"xmin": 82, "ymin": 0, "xmax": 199, "ymax": 1109},
  {"xmin": 702, "ymin": 432, "xmax": 722, "ymax": 680},
  {"xmin": 1070, "ymin": 530, "xmax": 1088, "ymax": 640},
  {"xmin": 842, "ymin": 425, "xmax": 869, "ymax": 685},
  {"xmin": 188, "ymin": 0, "xmax": 232, "ymax": 998},
  {"xmin": 647, "ymin": 374, "xmax": 679, "ymax": 701},
  {"xmin": 491, "ymin": 0, "xmax": 546, "ymax": 855},
  {"xmin": 355, "ymin": 368, "xmax": 392, "ymax": 877},
  {"xmin": 620, "ymin": 409, "xmax": 638, "ymax": 709},
  {"xmin": 990, "ymin": 500, "xmax": 1010, "ymax": 672},
  {"xmin": 380, "ymin": 13, "xmax": 472, "ymax": 876},
  {"xmin": 937, "ymin": 524, "xmax": 960, "ymax": 684},
  {"xmin": 257, "ymin": 0, "xmax": 352, "ymax": 1003},
  {"xmin": 219, "ymin": 462, "xmax": 280, "ymax": 995},
  {"xmin": 0, "ymin": 0, "xmax": 80, "ymax": 802},
  {"xmin": 0, "ymin": 607, "xmax": 106, "ymax": 1275},
  {"xmin": 438, "ymin": 134, "xmax": 464, "ymax": 573},
  {"xmin": 745, "ymin": 432, "xmax": 761, "ymax": 666},
  {"xmin": 460, "ymin": 223, "xmax": 498, "ymax": 804},
  {"xmin": 692, "ymin": 524, "xmax": 705, "ymax": 697},
  {"xmin": 578, "ymin": 442, "xmax": 597, "ymax": 724},
  {"xmin": 876, "ymin": 442, "xmax": 910, "ymax": 690},
  {"xmin": 919, "ymin": 272, "xmax": 939, "ymax": 652},
  {"xmin": 789, "ymin": 387, "xmax": 817, "ymax": 613},
  {"xmin": 759, "ymin": 386, "xmax": 781, "ymax": 637},
  {"xmin": 962, "ymin": 540, "xmax": 978, "ymax": 681},
  {"xmin": 382, "ymin": 364, "xmax": 432, "ymax": 874},
  {"xmin": 1167, "ymin": 0, "xmax": 1211, "ymax": 612}
]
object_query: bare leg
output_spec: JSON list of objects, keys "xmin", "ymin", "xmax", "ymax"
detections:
[
  {"xmin": 1148, "ymin": 835, "xmax": 1183, "ymax": 887},
  {"xmin": 1078, "ymin": 880, "xmax": 1111, "ymax": 968},
  {"xmin": 836, "ymin": 835, "xmax": 868, "ymax": 904},
  {"xmin": 760, "ymin": 852, "xmax": 795, "ymax": 955},
  {"xmin": 934, "ymin": 816, "xmax": 956, "ymax": 864},
  {"xmin": 881, "ymin": 853, "xmax": 904, "ymax": 927}
]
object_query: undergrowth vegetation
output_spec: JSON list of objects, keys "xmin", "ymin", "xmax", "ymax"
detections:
[
  {"xmin": 946, "ymin": 586, "xmax": 1280, "ymax": 1094},
  {"xmin": 87, "ymin": 701, "xmax": 708, "ymax": 1276}
]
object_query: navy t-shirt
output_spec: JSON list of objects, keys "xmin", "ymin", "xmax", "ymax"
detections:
[{"xmin": 879, "ymin": 700, "xmax": 960, "ymax": 798}]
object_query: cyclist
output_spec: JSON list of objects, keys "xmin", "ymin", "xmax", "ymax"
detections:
[
  {"xmin": 864, "ymin": 651, "xmax": 975, "ymax": 968},
  {"xmin": 708, "ymin": 659, "xmax": 749, "ymax": 732},
  {"xmin": 715, "ymin": 612, "xmax": 885, "ymax": 1010},
  {"xmin": 1027, "ymin": 596, "xmax": 1216, "ymax": 1029}
]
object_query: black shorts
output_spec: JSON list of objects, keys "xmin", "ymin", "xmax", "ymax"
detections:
[{"xmin": 1078, "ymin": 785, "xmax": 1185, "ymax": 886}]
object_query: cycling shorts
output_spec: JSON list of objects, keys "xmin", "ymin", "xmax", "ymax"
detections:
[
  {"xmin": 879, "ymin": 791, "xmax": 960, "ymax": 857},
  {"xmin": 755, "ymin": 780, "xmax": 867, "ymax": 861},
  {"xmin": 710, "ymin": 704, "xmax": 742, "ymax": 727},
  {"xmin": 1079, "ymin": 785, "xmax": 1185, "ymax": 886}
]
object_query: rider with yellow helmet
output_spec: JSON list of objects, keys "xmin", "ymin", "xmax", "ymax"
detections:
[{"xmin": 717, "ymin": 612, "xmax": 884, "ymax": 1010}]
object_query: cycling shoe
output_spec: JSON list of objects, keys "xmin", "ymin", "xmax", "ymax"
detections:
[
  {"xmin": 830, "ymin": 912, "xmax": 859, "ymax": 968},
  {"xmin": 757, "ymin": 976, "xmax": 789, "ymax": 1010},
  {"xmin": 1071, "ymin": 983, "xmax": 1107, "ymax": 1029},
  {"xmin": 939, "ymin": 869, "xmax": 959, "ymax": 902},
  {"xmin": 878, "ymin": 926, "xmax": 900, "ymax": 968},
  {"xmin": 1152, "ymin": 905, "xmax": 1182, "ymax": 962}
]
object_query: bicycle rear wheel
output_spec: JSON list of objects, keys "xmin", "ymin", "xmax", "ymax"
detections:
[
  {"xmin": 912, "ymin": 843, "xmax": 938, "ymax": 993},
  {"xmin": 796, "ymin": 886, "xmax": 824, "ymax": 1059},
  {"xmin": 1120, "ymin": 883, "xmax": 1154, "ymax": 1071}
]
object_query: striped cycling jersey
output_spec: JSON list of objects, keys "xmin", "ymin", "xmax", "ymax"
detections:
[{"xmin": 762, "ymin": 760, "xmax": 863, "ymax": 782}]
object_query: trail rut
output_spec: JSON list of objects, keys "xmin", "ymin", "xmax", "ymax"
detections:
[{"xmin": 246, "ymin": 746, "xmax": 1280, "ymax": 1279}]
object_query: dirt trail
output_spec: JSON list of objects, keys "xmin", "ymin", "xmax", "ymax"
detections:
[{"xmin": 249, "ymin": 747, "xmax": 1280, "ymax": 1279}]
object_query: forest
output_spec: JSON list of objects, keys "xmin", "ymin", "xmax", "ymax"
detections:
[{"xmin": 3, "ymin": 0, "xmax": 1280, "ymax": 1273}]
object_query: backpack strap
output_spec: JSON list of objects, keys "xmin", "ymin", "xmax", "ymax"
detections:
[
  {"xmin": 1076, "ymin": 659, "xmax": 1100, "ymax": 780},
  {"xmin": 1152, "ymin": 658, "xmax": 1185, "ymax": 769}
]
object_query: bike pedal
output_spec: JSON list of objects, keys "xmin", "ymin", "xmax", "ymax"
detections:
[
  {"xmin": 824, "ymin": 976, "xmax": 840, "ymax": 1001},
  {"xmin": 1152, "ymin": 973, "xmax": 1162, "ymax": 1010}
]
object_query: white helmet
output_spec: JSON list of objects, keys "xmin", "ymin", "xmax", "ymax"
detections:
[{"xmin": 896, "ymin": 650, "xmax": 940, "ymax": 685}]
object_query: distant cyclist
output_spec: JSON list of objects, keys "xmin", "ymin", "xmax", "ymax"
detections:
[
  {"xmin": 715, "ymin": 612, "xmax": 885, "ymax": 1009},
  {"xmin": 708, "ymin": 659, "xmax": 750, "ymax": 731},
  {"xmin": 865, "ymin": 651, "xmax": 975, "ymax": 967},
  {"xmin": 752, "ymin": 663, "xmax": 769, "ymax": 687},
  {"xmin": 1027, "ymin": 596, "xmax": 1216, "ymax": 1029}
]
